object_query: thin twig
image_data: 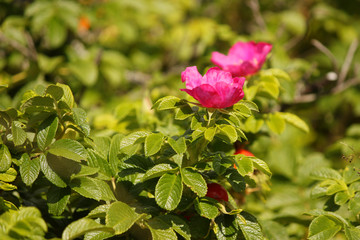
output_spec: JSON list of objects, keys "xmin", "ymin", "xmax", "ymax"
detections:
[
  {"xmin": 0, "ymin": 32, "xmax": 36, "ymax": 61},
  {"xmin": 293, "ymin": 93, "xmax": 317, "ymax": 103},
  {"xmin": 337, "ymin": 38, "xmax": 359, "ymax": 87},
  {"xmin": 24, "ymin": 31, "xmax": 37, "ymax": 60},
  {"xmin": 332, "ymin": 77, "xmax": 360, "ymax": 94},
  {"xmin": 311, "ymin": 39, "xmax": 339, "ymax": 72},
  {"xmin": 246, "ymin": 0, "xmax": 267, "ymax": 31}
]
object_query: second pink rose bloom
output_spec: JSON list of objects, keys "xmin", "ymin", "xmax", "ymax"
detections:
[
  {"xmin": 181, "ymin": 67, "xmax": 245, "ymax": 108},
  {"xmin": 211, "ymin": 41, "xmax": 272, "ymax": 77}
]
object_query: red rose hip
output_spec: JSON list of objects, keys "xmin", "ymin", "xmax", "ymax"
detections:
[{"xmin": 206, "ymin": 183, "xmax": 228, "ymax": 202}]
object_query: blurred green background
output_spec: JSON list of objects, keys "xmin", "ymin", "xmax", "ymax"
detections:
[{"xmin": 1, "ymin": 0, "xmax": 360, "ymax": 239}]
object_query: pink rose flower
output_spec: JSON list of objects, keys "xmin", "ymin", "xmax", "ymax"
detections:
[
  {"xmin": 181, "ymin": 66, "xmax": 245, "ymax": 108},
  {"xmin": 211, "ymin": 41, "xmax": 272, "ymax": 77}
]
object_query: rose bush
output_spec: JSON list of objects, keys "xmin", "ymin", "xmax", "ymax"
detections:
[{"xmin": 1, "ymin": 0, "xmax": 359, "ymax": 239}]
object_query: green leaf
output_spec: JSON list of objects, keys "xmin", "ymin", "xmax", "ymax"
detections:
[
  {"xmin": 279, "ymin": 112, "xmax": 309, "ymax": 133},
  {"xmin": 0, "ymin": 197, "xmax": 17, "ymax": 211},
  {"xmin": 219, "ymin": 125, "xmax": 238, "ymax": 143},
  {"xmin": 48, "ymin": 139, "xmax": 88, "ymax": 162},
  {"xmin": 0, "ymin": 144, "xmax": 12, "ymax": 172},
  {"xmin": 37, "ymin": 115, "xmax": 58, "ymax": 151},
  {"xmin": 0, "ymin": 181, "xmax": 17, "ymax": 191},
  {"xmin": 57, "ymin": 83, "xmax": 74, "ymax": 109},
  {"xmin": 237, "ymin": 212, "xmax": 264, "ymax": 240},
  {"xmin": 69, "ymin": 59, "xmax": 98, "ymax": 87},
  {"xmin": 194, "ymin": 197, "xmax": 219, "ymax": 219},
  {"xmin": 266, "ymin": 113, "xmax": 285, "ymax": 135},
  {"xmin": 225, "ymin": 169, "xmax": 246, "ymax": 192},
  {"xmin": 310, "ymin": 168, "xmax": 342, "ymax": 180},
  {"xmin": 236, "ymin": 128, "xmax": 248, "ymax": 141},
  {"xmin": 11, "ymin": 121, "xmax": 27, "ymax": 146},
  {"xmin": 181, "ymin": 167, "xmax": 207, "ymax": 197},
  {"xmin": 146, "ymin": 217, "xmax": 178, "ymax": 240},
  {"xmin": 84, "ymin": 231, "xmax": 114, "ymax": 240},
  {"xmin": 204, "ymin": 127, "xmax": 216, "ymax": 141},
  {"xmin": 258, "ymin": 79, "xmax": 280, "ymax": 100},
  {"xmin": 20, "ymin": 153, "xmax": 40, "ymax": 186},
  {"xmin": 20, "ymin": 96, "xmax": 56, "ymax": 114},
  {"xmin": 72, "ymin": 108, "xmax": 90, "ymax": 136},
  {"xmin": 190, "ymin": 116, "xmax": 203, "ymax": 130},
  {"xmin": 106, "ymin": 201, "xmax": 144, "ymax": 235},
  {"xmin": 70, "ymin": 177, "xmax": 116, "ymax": 201},
  {"xmin": 345, "ymin": 226, "xmax": 360, "ymax": 240},
  {"xmin": 324, "ymin": 179, "xmax": 347, "ymax": 195},
  {"xmin": 46, "ymin": 18, "xmax": 67, "ymax": 48},
  {"xmin": 175, "ymin": 104, "xmax": 194, "ymax": 120},
  {"xmin": 70, "ymin": 165, "xmax": 100, "ymax": 179},
  {"xmin": 143, "ymin": 164, "xmax": 177, "ymax": 181},
  {"xmin": 308, "ymin": 215, "xmax": 342, "ymax": 240},
  {"xmin": 236, "ymin": 100, "xmax": 259, "ymax": 112},
  {"xmin": 109, "ymin": 134, "xmax": 123, "ymax": 175},
  {"xmin": 168, "ymin": 137, "xmax": 186, "ymax": 154},
  {"xmin": 155, "ymin": 173, "xmax": 183, "ymax": 210},
  {"xmin": 214, "ymin": 214, "xmax": 238, "ymax": 240},
  {"xmin": 45, "ymin": 85, "xmax": 64, "ymax": 100},
  {"xmin": 47, "ymin": 186, "xmax": 71, "ymax": 215},
  {"xmin": 152, "ymin": 96, "xmax": 181, "ymax": 110},
  {"xmin": 244, "ymin": 85, "xmax": 259, "ymax": 101},
  {"xmin": 244, "ymin": 116, "xmax": 264, "ymax": 133},
  {"xmin": 188, "ymin": 216, "xmax": 211, "ymax": 239},
  {"xmin": 39, "ymin": 153, "xmax": 67, "ymax": 188},
  {"xmin": 233, "ymin": 103, "xmax": 252, "ymax": 118},
  {"xmin": 259, "ymin": 82, "xmax": 279, "ymax": 99},
  {"xmin": 334, "ymin": 191, "xmax": 350, "ymax": 205},
  {"xmin": 306, "ymin": 209, "xmax": 349, "ymax": 226},
  {"xmin": 0, "ymin": 168, "xmax": 17, "ymax": 182},
  {"xmin": 349, "ymin": 193, "xmax": 360, "ymax": 215},
  {"xmin": 260, "ymin": 220, "xmax": 289, "ymax": 240},
  {"xmin": 157, "ymin": 215, "xmax": 191, "ymax": 240},
  {"xmin": 344, "ymin": 166, "xmax": 360, "ymax": 184},
  {"xmin": 1, "ymin": 206, "xmax": 47, "ymax": 238},
  {"xmin": 234, "ymin": 156, "xmax": 254, "ymax": 176},
  {"xmin": 86, "ymin": 149, "xmax": 113, "ymax": 177},
  {"xmin": 266, "ymin": 68, "xmax": 291, "ymax": 81},
  {"xmin": 120, "ymin": 131, "xmax": 149, "ymax": 152},
  {"xmin": 145, "ymin": 132, "xmax": 164, "ymax": 157},
  {"xmin": 87, "ymin": 204, "xmax": 111, "ymax": 219},
  {"xmin": 62, "ymin": 218, "xmax": 113, "ymax": 240},
  {"xmin": 251, "ymin": 158, "xmax": 272, "ymax": 177}
]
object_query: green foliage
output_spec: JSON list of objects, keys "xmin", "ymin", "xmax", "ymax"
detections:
[{"xmin": 0, "ymin": 0, "xmax": 359, "ymax": 239}]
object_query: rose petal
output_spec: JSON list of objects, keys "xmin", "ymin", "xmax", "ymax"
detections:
[
  {"xmin": 181, "ymin": 66, "xmax": 203, "ymax": 90},
  {"xmin": 214, "ymin": 81, "xmax": 244, "ymax": 108},
  {"xmin": 203, "ymin": 67, "xmax": 233, "ymax": 85},
  {"xmin": 211, "ymin": 52, "xmax": 231, "ymax": 69},
  {"xmin": 191, "ymin": 84, "xmax": 224, "ymax": 108},
  {"xmin": 212, "ymin": 41, "xmax": 272, "ymax": 77}
]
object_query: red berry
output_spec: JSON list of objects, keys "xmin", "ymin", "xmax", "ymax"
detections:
[
  {"xmin": 234, "ymin": 149, "xmax": 254, "ymax": 156},
  {"xmin": 206, "ymin": 183, "xmax": 228, "ymax": 202},
  {"xmin": 78, "ymin": 16, "xmax": 91, "ymax": 31}
]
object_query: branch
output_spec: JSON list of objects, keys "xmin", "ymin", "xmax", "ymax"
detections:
[
  {"xmin": 337, "ymin": 38, "xmax": 359, "ymax": 87},
  {"xmin": 332, "ymin": 77, "xmax": 360, "ymax": 94},
  {"xmin": 246, "ymin": 0, "xmax": 267, "ymax": 31},
  {"xmin": 0, "ymin": 31, "xmax": 37, "ymax": 61},
  {"xmin": 311, "ymin": 39, "xmax": 339, "ymax": 71}
]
